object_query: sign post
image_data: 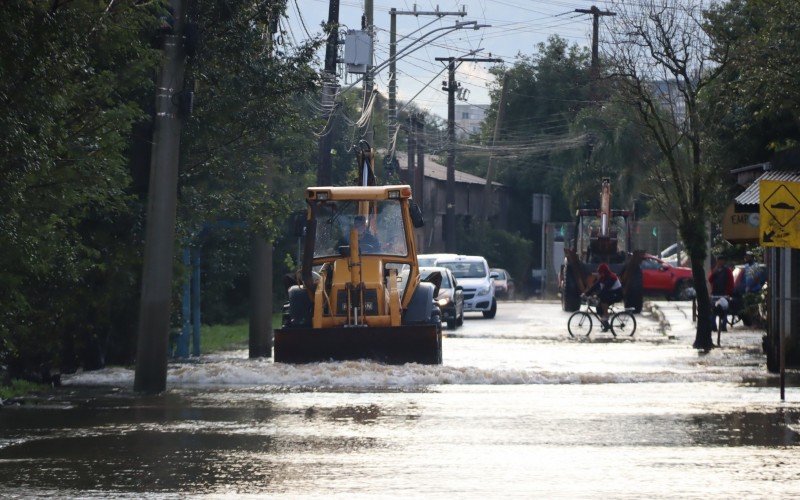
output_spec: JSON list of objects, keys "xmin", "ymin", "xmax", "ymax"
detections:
[{"xmin": 759, "ymin": 179, "xmax": 800, "ymax": 401}]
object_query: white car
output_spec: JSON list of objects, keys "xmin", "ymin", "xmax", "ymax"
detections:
[{"xmin": 436, "ymin": 255, "xmax": 497, "ymax": 319}]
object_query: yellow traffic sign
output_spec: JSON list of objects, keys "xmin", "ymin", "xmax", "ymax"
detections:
[{"xmin": 760, "ymin": 179, "xmax": 800, "ymax": 248}]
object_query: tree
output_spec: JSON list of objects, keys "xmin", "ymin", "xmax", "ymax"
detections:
[
  {"xmin": 703, "ymin": 0, "xmax": 800, "ymax": 169},
  {"xmin": 0, "ymin": 1, "xmax": 166, "ymax": 377},
  {"xmin": 604, "ymin": 0, "xmax": 730, "ymax": 350}
]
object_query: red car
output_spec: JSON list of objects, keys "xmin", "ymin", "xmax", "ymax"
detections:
[{"xmin": 640, "ymin": 254, "xmax": 694, "ymax": 300}]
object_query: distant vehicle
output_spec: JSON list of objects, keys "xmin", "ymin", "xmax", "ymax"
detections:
[
  {"xmin": 417, "ymin": 253, "xmax": 459, "ymax": 267},
  {"xmin": 640, "ymin": 254, "xmax": 694, "ymax": 300},
  {"xmin": 490, "ymin": 268, "xmax": 515, "ymax": 299},
  {"xmin": 659, "ymin": 243, "xmax": 689, "ymax": 267},
  {"xmin": 436, "ymin": 255, "xmax": 497, "ymax": 319},
  {"xmin": 420, "ymin": 266, "xmax": 464, "ymax": 329}
]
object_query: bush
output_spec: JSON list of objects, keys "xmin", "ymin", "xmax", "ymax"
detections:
[{"xmin": 456, "ymin": 221, "xmax": 533, "ymax": 295}]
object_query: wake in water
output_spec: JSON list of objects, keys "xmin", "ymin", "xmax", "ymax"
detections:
[{"xmin": 62, "ymin": 357, "xmax": 764, "ymax": 389}]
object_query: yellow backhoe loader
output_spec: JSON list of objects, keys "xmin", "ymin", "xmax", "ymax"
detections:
[{"xmin": 274, "ymin": 144, "xmax": 442, "ymax": 364}]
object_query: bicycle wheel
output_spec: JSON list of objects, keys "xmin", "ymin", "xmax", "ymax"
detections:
[
  {"xmin": 568, "ymin": 311, "xmax": 593, "ymax": 337},
  {"xmin": 610, "ymin": 312, "xmax": 637, "ymax": 337}
]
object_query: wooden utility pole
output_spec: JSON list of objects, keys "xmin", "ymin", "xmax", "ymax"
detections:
[
  {"xmin": 482, "ymin": 71, "xmax": 509, "ymax": 221},
  {"xmin": 317, "ymin": 0, "xmax": 340, "ymax": 185},
  {"xmin": 436, "ymin": 55, "xmax": 502, "ymax": 252},
  {"xmin": 362, "ymin": 0, "xmax": 374, "ymax": 144},
  {"xmin": 575, "ymin": 5, "xmax": 615, "ymax": 101},
  {"xmin": 134, "ymin": 0, "xmax": 189, "ymax": 393}
]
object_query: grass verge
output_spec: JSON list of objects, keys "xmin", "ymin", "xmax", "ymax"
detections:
[
  {"xmin": 0, "ymin": 379, "xmax": 48, "ymax": 401},
  {"xmin": 199, "ymin": 313, "xmax": 282, "ymax": 354}
]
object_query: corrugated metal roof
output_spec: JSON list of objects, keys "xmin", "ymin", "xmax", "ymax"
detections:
[
  {"xmin": 393, "ymin": 151, "xmax": 503, "ymax": 187},
  {"xmin": 735, "ymin": 169, "xmax": 800, "ymax": 206}
]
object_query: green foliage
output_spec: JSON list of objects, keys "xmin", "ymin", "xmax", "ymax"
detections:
[
  {"xmin": 704, "ymin": 0, "xmax": 800, "ymax": 169},
  {"xmin": 455, "ymin": 36, "xmax": 592, "ymax": 228},
  {"xmin": 0, "ymin": 379, "xmax": 48, "ymax": 401},
  {"xmin": 456, "ymin": 221, "xmax": 533, "ymax": 293},
  {"xmin": 0, "ymin": 0, "xmax": 165, "ymax": 375}
]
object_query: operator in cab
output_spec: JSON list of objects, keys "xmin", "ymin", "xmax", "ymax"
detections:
[{"xmin": 353, "ymin": 215, "xmax": 380, "ymax": 253}]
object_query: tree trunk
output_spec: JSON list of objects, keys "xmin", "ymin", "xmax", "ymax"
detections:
[{"xmin": 683, "ymin": 218, "xmax": 713, "ymax": 350}]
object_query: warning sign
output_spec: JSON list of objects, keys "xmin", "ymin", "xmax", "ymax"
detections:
[{"xmin": 760, "ymin": 180, "xmax": 800, "ymax": 248}]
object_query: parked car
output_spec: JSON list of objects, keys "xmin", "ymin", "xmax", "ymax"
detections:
[
  {"xmin": 489, "ymin": 268, "xmax": 515, "ymax": 299},
  {"xmin": 436, "ymin": 255, "xmax": 497, "ymax": 318},
  {"xmin": 420, "ymin": 266, "xmax": 464, "ymax": 329},
  {"xmin": 641, "ymin": 254, "xmax": 694, "ymax": 300}
]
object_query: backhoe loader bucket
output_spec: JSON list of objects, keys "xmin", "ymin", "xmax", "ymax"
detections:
[{"xmin": 274, "ymin": 325, "xmax": 442, "ymax": 364}]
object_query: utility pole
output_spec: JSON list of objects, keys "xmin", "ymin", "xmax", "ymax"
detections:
[
  {"xmin": 575, "ymin": 5, "xmax": 615, "ymax": 101},
  {"xmin": 134, "ymin": 0, "xmax": 189, "ymax": 393},
  {"xmin": 406, "ymin": 115, "xmax": 416, "ymax": 186},
  {"xmin": 362, "ymin": 0, "xmax": 374, "ymax": 144},
  {"xmin": 387, "ymin": 6, "xmax": 466, "ymax": 158},
  {"xmin": 436, "ymin": 54, "xmax": 502, "ymax": 253},
  {"xmin": 317, "ymin": 0, "xmax": 340, "ymax": 185},
  {"xmin": 415, "ymin": 115, "xmax": 425, "ymax": 209},
  {"xmin": 482, "ymin": 71, "xmax": 509, "ymax": 221}
]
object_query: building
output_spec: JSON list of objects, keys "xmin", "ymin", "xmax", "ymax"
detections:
[
  {"xmin": 393, "ymin": 151, "xmax": 508, "ymax": 252},
  {"xmin": 454, "ymin": 104, "xmax": 488, "ymax": 138},
  {"xmin": 725, "ymin": 160, "xmax": 800, "ymax": 373}
]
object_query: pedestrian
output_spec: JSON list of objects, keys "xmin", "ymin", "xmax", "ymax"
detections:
[
  {"xmin": 708, "ymin": 254, "xmax": 734, "ymax": 332},
  {"xmin": 743, "ymin": 251, "xmax": 766, "ymax": 294},
  {"xmin": 582, "ymin": 263, "xmax": 623, "ymax": 331}
]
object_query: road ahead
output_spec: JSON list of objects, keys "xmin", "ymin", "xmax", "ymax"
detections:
[{"xmin": 1, "ymin": 301, "xmax": 799, "ymax": 498}]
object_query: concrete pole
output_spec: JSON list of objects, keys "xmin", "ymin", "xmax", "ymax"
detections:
[
  {"xmin": 249, "ymin": 235, "xmax": 273, "ymax": 358},
  {"xmin": 134, "ymin": 0, "xmax": 188, "ymax": 394},
  {"xmin": 415, "ymin": 116, "xmax": 425, "ymax": 208},
  {"xmin": 407, "ymin": 115, "xmax": 416, "ymax": 186},
  {"xmin": 387, "ymin": 8, "xmax": 397, "ymax": 155},
  {"xmin": 445, "ymin": 60, "xmax": 457, "ymax": 253}
]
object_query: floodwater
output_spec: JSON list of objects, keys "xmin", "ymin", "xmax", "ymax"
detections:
[{"xmin": 2, "ymin": 301, "xmax": 800, "ymax": 498}]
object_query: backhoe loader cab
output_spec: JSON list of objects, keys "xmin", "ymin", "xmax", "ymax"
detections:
[{"xmin": 274, "ymin": 185, "xmax": 442, "ymax": 364}]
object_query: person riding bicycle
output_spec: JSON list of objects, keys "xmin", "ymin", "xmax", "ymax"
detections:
[{"xmin": 582, "ymin": 263, "xmax": 623, "ymax": 331}]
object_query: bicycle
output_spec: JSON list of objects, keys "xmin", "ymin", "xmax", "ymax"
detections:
[{"xmin": 567, "ymin": 296, "xmax": 637, "ymax": 338}]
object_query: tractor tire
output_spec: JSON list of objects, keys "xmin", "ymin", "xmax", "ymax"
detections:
[
  {"xmin": 624, "ymin": 271, "xmax": 643, "ymax": 314},
  {"xmin": 562, "ymin": 268, "xmax": 581, "ymax": 312}
]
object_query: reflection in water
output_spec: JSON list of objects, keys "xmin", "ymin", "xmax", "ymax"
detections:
[{"xmin": 2, "ymin": 302, "xmax": 800, "ymax": 496}]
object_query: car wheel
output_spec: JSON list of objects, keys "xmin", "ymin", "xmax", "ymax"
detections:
[
  {"xmin": 456, "ymin": 309, "xmax": 464, "ymax": 326},
  {"xmin": 447, "ymin": 318, "xmax": 456, "ymax": 330},
  {"xmin": 482, "ymin": 298, "xmax": 497, "ymax": 319}
]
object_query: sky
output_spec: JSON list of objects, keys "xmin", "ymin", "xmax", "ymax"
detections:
[{"xmin": 285, "ymin": 0, "xmax": 617, "ymax": 120}]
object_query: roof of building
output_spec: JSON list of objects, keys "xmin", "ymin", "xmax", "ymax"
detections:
[
  {"xmin": 735, "ymin": 169, "xmax": 800, "ymax": 206},
  {"xmin": 393, "ymin": 151, "xmax": 504, "ymax": 187}
]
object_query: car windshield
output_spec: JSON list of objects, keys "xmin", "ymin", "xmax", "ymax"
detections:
[
  {"xmin": 420, "ymin": 269, "xmax": 452, "ymax": 288},
  {"xmin": 312, "ymin": 199, "xmax": 408, "ymax": 258},
  {"xmin": 439, "ymin": 261, "xmax": 486, "ymax": 279}
]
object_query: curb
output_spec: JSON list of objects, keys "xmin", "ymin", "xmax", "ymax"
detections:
[{"xmin": 643, "ymin": 301, "xmax": 672, "ymax": 337}]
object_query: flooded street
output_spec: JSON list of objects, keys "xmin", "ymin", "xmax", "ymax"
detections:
[{"xmin": 2, "ymin": 301, "xmax": 800, "ymax": 498}]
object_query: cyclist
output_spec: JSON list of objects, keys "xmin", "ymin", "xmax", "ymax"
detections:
[{"xmin": 581, "ymin": 263, "xmax": 623, "ymax": 331}]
